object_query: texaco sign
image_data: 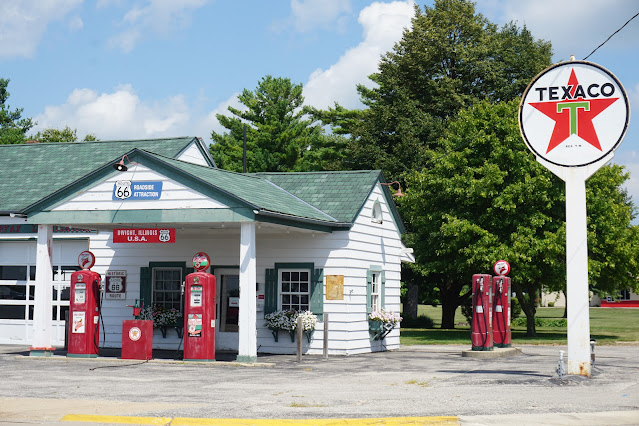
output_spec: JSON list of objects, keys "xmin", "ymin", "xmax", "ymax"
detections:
[{"xmin": 519, "ymin": 60, "xmax": 630, "ymax": 167}]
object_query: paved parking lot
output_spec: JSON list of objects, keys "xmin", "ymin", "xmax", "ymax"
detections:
[{"xmin": 0, "ymin": 344, "xmax": 638, "ymax": 425}]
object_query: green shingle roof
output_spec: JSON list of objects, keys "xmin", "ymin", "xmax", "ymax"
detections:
[
  {"xmin": 252, "ymin": 171, "xmax": 381, "ymax": 223},
  {"xmin": 0, "ymin": 137, "xmax": 200, "ymax": 213},
  {"xmin": 1, "ymin": 138, "xmax": 399, "ymax": 230},
  {"xmin": 143, "ymin": 152, "xmax": 339, "ymax": 223}
]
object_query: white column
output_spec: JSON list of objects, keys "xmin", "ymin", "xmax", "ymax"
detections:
[
  {"xmin": 30, "ymin": 225, "xmax": 54, "ymax": 356},
  {"xmin": 237, "ymin": 222, "xmax": 257, "ymax": 362},
  {"xmin": 565, "ymin": 169, "xmax": 591, "ymax": 377}
]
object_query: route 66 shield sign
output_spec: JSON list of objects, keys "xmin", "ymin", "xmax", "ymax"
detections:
[{"xmin": 114, "ymin": 180, "xmax": 132, "ymax": 200}]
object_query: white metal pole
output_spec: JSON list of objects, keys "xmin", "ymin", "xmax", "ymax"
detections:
[{"xmin": 565, "ymin": 168, "xmax": 591, "ymax": 377}]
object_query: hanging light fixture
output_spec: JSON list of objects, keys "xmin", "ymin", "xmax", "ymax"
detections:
[
  {"xmin": 380, "ymin": 181, "xmax": 405, "ymax": 197},
  {"xmin": 112, "ymin": 155, "xmax": 137, "ymax": 172}
]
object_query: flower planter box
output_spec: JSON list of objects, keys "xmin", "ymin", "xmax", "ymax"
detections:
[{"xmin": 369, "ymin": 320, "xmax": 394, "ymax": 341}]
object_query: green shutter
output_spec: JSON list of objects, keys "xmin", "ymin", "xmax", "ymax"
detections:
[
  {"xmin": 140, "ymin": 267, "xmax": 151, "ymax": 308},
  {"xmin": 264, "ymin": 268, "xmax": 277, "ymax": 316},
  {"xmin": 366, "ymin": 269, "xmax": 373, "ymax": 315},
  {"xmin": 310, "ymin": 268, "xmax": 324, "ymax": 316},
  {"xmin": 381, "ymin": 270, "xmax": 386, "ymax": 309}
]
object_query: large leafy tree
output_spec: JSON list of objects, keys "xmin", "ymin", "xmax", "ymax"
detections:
[
  {"xmin": 0, "ymin": 78, "xmax": 35, "ymax": 144},
  {"xmin": 321, "ymin": 0, "xmax": 553, "ymax": 180},
  {"xmin": 311, "ymin": 0, "xmax": 553, "ymax": 321},
  {"xmin": 401, "ymin": 99, "xmax": 565, "ymax": 333},
  {"xmin": 210, "ymin": 75, "xmax": 336, "ymax": 172},
  {"xmin": 402, "ymin": 99, "xmax": 639, "ymax": 335}
]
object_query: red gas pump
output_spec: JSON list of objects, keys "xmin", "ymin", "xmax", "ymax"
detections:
[
  {"xmin": 492, "ymin": 260, "xmax": 511, "ymax": 348},
  {"xmin": 183, "ymin": 252, "xmax": 216, "ymax": 361},
  {"xmin": 67, "ymin": 251, "xmax": 102, "ymax": 358},
  {"xmin": 471, "ymin": 273, "xmax": 493, "ymax": 351}
]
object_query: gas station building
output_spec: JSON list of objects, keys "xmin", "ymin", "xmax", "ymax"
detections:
[{"xmin": 0, "ymin": 137, "xmax": 412, "ymax": 361}]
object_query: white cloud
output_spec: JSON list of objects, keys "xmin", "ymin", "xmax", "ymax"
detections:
[
  {"xmin": 107, "ymin": 0, "xmax": 209, "ymax": 53},
  {"xmin": 303, "ymin": 0, "xmax": 414, "ymax": 109},
  {"xmin": 0, "ymin": 0, "xmax": 83, "ymax": 59},
  {"xmin": 271, "ymin": 0, "xmax": 353, "ymax": 33},
  {"xmin": 200, "ymin": 93, "xmax": 244, "ymax": 137},
  {"xmin": 67, "ymin": 15, "xmax": 84, "ymax": 32},
  {"xmin": 32, "ymin": 85, "xmax": 193, "ymax": 141},
  {"xmin": 290, "ymin": 0, "xmax": 352, "ymax": 32},
  {"xmin": 484, "ymin": 0, "xmax": 639, "ymax": 61}
]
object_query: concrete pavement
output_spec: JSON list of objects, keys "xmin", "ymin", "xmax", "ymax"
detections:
[{"xmin": 0, "ymin": 343, "xmax": 637, "ymax": 425}]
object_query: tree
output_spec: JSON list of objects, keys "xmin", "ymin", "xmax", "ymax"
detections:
[
  {"xmin": 402, "ymin": 99, "xmax": 639, "ymax": 335},
  {"xmin": 0, "ymin": 78, "xmax": 35, "ymax": 144},
  {"xmin": 401, "ymin": 99, "xmax": 566, "ymax": 333},
  {"xmin": 31, "ymin": 126, "xmax": 97, "ymax": 143},
  {"xmin": 336, "ymin": 0, "xmax": 553, "ymax": 180},
  {"xmin": 310, "ymin": 0, "xmax": 553, "ymax": 321},
  {"xmin": 547, "ymin": 164, "xmax": 639, "ymax": 314},
  {"xmin": 210, "ymin": 76, "xmax": 331, "ymax": 172}
]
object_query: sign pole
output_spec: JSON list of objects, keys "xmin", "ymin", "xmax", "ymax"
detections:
[
  {"xmin": 539, "ymin": 153, "xmax": 612, "ymax": 377},
  {"xmin": 564, "ymin": 167, "xmax": 592, "ymax": 377}
]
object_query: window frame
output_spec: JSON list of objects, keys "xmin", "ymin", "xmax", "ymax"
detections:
[
  {"xmin": 152, "ymin": 267, "xmax": 184, "ymax": 312},
  {"xmin": 366, "ymin": 265, "xmax": 385, "ymax": 316},
  {"xmin": 371, "ymin": 199, "xmax": 383, "ymax": 224},
  {"xmin": 278, "ymin": 268, "xmax": 311, "ymax": 312},
  {"xmin": 140, "ymin": 262, "xmax": 192, "ymax": 313},
  {"xmin": 264, "ymin": 262, "xmax": 323, "ymax": 319}
]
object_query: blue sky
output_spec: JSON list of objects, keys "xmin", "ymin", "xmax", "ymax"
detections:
[{"xmin": 1, "ymin": 0, "xmax": 638, "ymax": 203}]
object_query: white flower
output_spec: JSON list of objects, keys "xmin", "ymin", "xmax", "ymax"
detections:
[
  {"xmin": 265, "ymin": 310, "xmax": 318, "ymax": 332},
  {"xmin": 291, "ymin": 311, "xmax": 318, "ymax": 332},
  {"xmin": 369, "ymin": 308, "xmax": 402, "ymax": 325}
]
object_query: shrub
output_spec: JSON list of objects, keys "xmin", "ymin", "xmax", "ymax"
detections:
[
  {"xmin": 511, "ymin": 317, "xmax": 566, "ymax": 327},
  {"xmin": 461, "ymin": 298, "xmax": 473, "ymax": 325},
  {"xmin": 511, "ymin": 297, "xmax": 521, "ymax": 319},
  {"xmin": 547, "ymin": 301, "xmax": 555, "ymax": 307},
  {"xmin": 400, "ymin": 314, "xmax": 435, "ymax": 329}
]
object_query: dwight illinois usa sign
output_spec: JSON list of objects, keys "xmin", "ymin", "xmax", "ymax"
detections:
[{"xmin": 519, "ymin": 60, "xmax": 630, "ymax": 168}]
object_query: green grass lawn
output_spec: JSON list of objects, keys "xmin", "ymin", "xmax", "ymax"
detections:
[{"xmin": 400, "ymin": 305, "xmax": 639, "ymax": 345}]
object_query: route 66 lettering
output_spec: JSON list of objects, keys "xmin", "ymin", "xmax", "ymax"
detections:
[
  {"xmin": 159, "ymin": 229, "xmax": 171, "ymax": 242},
  {"xmin": 114, "ymin": 180, "xmax": 132, "ymax": 200}
]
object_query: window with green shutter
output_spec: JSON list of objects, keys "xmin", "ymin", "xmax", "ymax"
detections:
[
  {"xmin": 264, "ymin": 263, "xmax": 323, "ymax": 318},
  {"xmin": 366, "ymin": 265, "xmax": 385, "ymax": 315},
  {"xmin": 139, "ymin": 262, "xmax": 192, "ymax": 313}
]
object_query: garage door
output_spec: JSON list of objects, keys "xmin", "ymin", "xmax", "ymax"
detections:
[{"xmin": 0, "ymin": 239, "xmax": 88, "ymax": 345}]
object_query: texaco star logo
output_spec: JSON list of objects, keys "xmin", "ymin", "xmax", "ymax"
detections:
[{"xmin": 519, "ymin": 61, "xmax": 629, "ymax": 167}]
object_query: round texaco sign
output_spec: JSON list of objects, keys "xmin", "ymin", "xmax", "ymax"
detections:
[{"xmin": 519, "ymin": 61, "xmax": 629, "ymax": 167}]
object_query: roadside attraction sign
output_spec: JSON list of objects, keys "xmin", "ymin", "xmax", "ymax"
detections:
[{"xmin": 519, "ymin": 60, "xmax": 630, "ymax": 378}]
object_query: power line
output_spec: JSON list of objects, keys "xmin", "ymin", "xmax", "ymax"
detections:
[{"xmin": 583, "ymin": 11, "xmax": 639, "ymax": 60}]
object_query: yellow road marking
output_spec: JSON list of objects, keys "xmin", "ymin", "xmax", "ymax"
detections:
[{"xmin": 61, "ymin": 414, "xmax": 460, "ymax": 425}]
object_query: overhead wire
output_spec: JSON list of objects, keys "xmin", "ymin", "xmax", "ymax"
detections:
[{"xmin": 583, "ymin": 11, "xmax": 639, "ymax": 60}]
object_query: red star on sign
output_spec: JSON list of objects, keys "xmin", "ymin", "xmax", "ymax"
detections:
[{"xmin": 528, "ymin": 69, "xmax": 618, "ymax": 154}]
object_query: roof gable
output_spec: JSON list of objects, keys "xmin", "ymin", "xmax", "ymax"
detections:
[{"xmin": 0, "ymin": 137, "xmax": 203, "ymax": 213}]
